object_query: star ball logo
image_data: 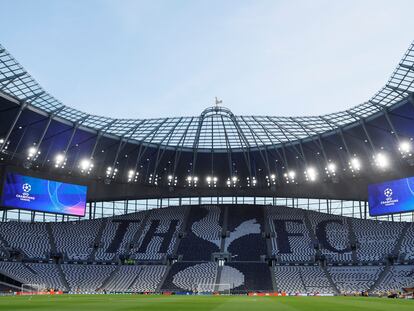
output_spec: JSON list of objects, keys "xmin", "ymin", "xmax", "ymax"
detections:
[
  {"xmin": 22, "ymin": 183, "xmax": 31, "ymax": 194},
  {"xmin": 384, "ymin": 188, "xmax": 393, "ymax": 198},
  {"xmin": 380, "ymin": 187, "xmax": 398, "ymax": 207}
]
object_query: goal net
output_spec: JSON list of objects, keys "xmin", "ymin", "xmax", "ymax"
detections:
[
  {"xmin": 196, "ymin": 283, "xmax": 231, "ymax": 295},
  {"xmin": 21, "ymin": 284, "xmax": 46, "ymax": 295}
]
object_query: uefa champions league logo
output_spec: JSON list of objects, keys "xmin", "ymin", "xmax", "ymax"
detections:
[
  {"xmin": 22, "ymin": 183, "xmax": 31, "ymax": 194},
  {"xmin": 15, "ymin": 182, "xmax": 35, "ymax": 202},
  {"xmin": 384, "ymin": 188, "xmax": 393, "ymax": 198},
  {"xmin": 380, "ymin": 187, "xmax": 398, "ymax": 207}
]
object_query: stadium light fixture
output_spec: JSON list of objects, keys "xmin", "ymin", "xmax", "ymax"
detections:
[
  {"xmin": 373, "ymin": 152, "xmax": 389, "ymax": 169},
  {"xmin": 284, "ymin": 170, "xmax": 296, "ymax": 183},
  {"xmin": 79, "ymin": 158, "xmax": 93, "ymax": 174},
  {"xmin": 399, "ymin": 140, "xmax": 412, "ymax": 157},
  {"xmin": 27, "ymin": 146, "xmax": 41, "ymax": 161},
  {"xmin": 106, "ymin": 166, "xmax": 118, "ymax": 179},
  {"xmin": 0, "ymin": 138, "xmax": 9, "ymax": 151},
  {"xmin": 206, "ymin": 176, "xmax": 217, "ymax": 187},
  {"xmin": 187, "ymin": 175, "xmax": 198, "ymax": 187},
  {"xmin": 349, "ymin": 157, "xmax": 361, "ymax": 172},
  {"xmin": 325, "ymin": 162, "xmax": 336, "ymax": 177},
  {"xmin": 167, "ymin": 175, "xmax": 177, "ymax": 186},
  {"xmin": 54, "ymin": 153, "xmax": 66, "ymax": 168},
  {"xmin": 127, "ymin": 169, "xmax": 138, "ymax": 182},
  {"xmin": 228, "ymin": 176, "xmax": 238, "ymax": 187},
  {"xmin": 266, "ymin": 174, "xmax": 276, "ymax": 187},
  {"xmin": 305, "ymin": 167, "xmax": 317, "ymax": 182}
]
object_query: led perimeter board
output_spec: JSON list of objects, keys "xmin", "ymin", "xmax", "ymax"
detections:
[
  {"xmin": 368, "ymin": 176, "xmax": 414, "ymax": 216},
  {"xmin": 1, "ymin": 172, "xmax": 87, "ymax": 217}
]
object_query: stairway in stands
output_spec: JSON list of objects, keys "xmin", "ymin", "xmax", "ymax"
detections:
[
  {"xmin": 46, "ymin": 223, "xmax": 57, "ymax": 254},
  {"xmin": 321, "ymin": 265, "xmax": 339, "ymax": 294},
  {"xmin": 392, "ymin": 222, "xmax": 410, "ymax": 258},
  {"xmin": 269, "ymin": 266, "xmax": 278, "ymax": 291},
  {"xmin": 220, "ymin": 206, "xmax": 229, "ymax": 252},
  {"xmin": 89, "ymin": 219, "xmax": 108, "ymax": 261},
  {"xmin": 369, "ymin": 264, "xmax": 391, "ymax": 294},
  {"xmin": 57, "ymin": 264, "xmax": 70, "ymax": 291},
  {"xmin": 171, "ymin": 206, "xmax": 191, "ymax": 257},
  {"xmin": 214, "ymin": 265, "xmax": 223, "ymax": 292},
  {"xmin": 346, "ymin": 218, "xmax": 358, "ymax": 263},
  {"xmin": 0, "ymin": 232, "xmax": 10, "ymax": 258},
  {"xmin": 97, "ymin": 265, "xmax": 121, "ymax": 291},
  {"xmin": 156, "ymin": 265, "xmax": 172, "ymax": 292}
]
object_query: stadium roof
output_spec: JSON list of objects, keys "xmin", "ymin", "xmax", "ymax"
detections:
[{"xmin": 1, "ymin": 43, "xmax": 413, "ymax": 151}]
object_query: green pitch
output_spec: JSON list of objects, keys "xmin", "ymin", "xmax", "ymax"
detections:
[{"xmin": 0, "ymin": 294, "xmax": 413, "ymax": 311}]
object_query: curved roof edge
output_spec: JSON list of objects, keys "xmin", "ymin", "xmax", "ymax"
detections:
[{"xmin": 0, "ymin": 42, "xmax": 413, "ymax": 150}]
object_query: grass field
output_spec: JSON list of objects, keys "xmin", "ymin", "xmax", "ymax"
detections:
[{"xmin": 0, "ymin": 294, "xmax": 413, "ymax": 311}]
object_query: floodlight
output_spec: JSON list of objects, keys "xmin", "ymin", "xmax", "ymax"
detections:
[
  {"xmin": 80, "ymin": 159, "xmax": 93, "ymax": 172},
  {"xmin": 349, "ymin": 157, "xmax": 361, "ymax": 171},
  {"xmin": 374, "ymin": 152, "xmax": 389, "ymax": 169},
  {"xmin": 306, "ymin": 167, "xmax": 317, "ymax": 181},
  {"xmin": 399, "ymin": 141, "xmax": 412, "ymax": 155}
]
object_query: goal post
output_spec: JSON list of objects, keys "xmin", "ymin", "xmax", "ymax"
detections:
[{"xmin": 196, "ymin": 283, "xmax": 231, "ymax": 295}]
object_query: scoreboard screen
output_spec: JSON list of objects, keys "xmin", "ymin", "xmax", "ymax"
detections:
[
  {"xmin": 368, "ymin": 176, "xmax": 414, "ymax": 216},
  {"xmin": 1, "ymin": 172, "xmax": 87, "ymax": 217}
]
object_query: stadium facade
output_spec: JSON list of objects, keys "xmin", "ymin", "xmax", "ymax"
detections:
[{"xmin": 0, "ymin": 43, "xmax": 413, "ymax": 295}]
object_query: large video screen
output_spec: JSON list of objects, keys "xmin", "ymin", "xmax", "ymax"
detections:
[
  {"xmin": 368, "ymin": 176, "xmax": 414, "ymax": 216},
  {"xmin": 1, "ymin": 172, "xmax": 87, "ymax": 217}
]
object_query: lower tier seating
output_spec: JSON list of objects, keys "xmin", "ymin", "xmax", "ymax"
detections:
[
  {"xmin": 0, "ymin": 262, "xmax": 65, "ymax": 290},
  {"xmin": 161, "ymin": 262, "xmax": 218, "ymax": 292},
  {"xmin": 374, "ymin": 265, "xmax": 414, "ymax": 293},
  {"xmin": 62, "ymin": 264, "xmax": 116, "ymax": 292},
  {"xmin": 327, "ymin": 266, "xmax": 384, "ymax": 294},
  {"xmin": 274, "ymin": 265, "xmax": 333, "ymax": 294}
]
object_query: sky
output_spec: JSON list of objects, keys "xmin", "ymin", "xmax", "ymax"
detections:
[{"xmin": 1, "ymin": 0, "xmax": 413, "ymax": 119}]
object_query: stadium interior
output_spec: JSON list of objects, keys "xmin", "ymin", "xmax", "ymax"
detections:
[{"xmin": 0, "ymin": 39, "xmax": 413, "ymax": 301}]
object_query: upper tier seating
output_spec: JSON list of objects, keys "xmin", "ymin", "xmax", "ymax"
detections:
[
  {"xmin": 95, "ymin": 220, "xmax": 142, "ymax": 261},
  {"xmin": 351, "ymin": 219, "xmax": 405, "ymax": 262},
  {"xmin": 306, "ymin": 210, "xmax": 353, "ymax": 263},
  {"xmin": 177, "ymin": 205, "xmax": 223, "ymax": 261},
  {"xmin": 95, "ymin": 221, "xmax": 119, "ymax": 261},
  {"xmin": 225, "ymin": 205, "xmax": 267, "ymax": 261},
  {"xmin": 0, "ymin": 222, "xmax": 50, "ymax": 258},
  {"xmin": 52, "ymin": 219, "xmax": 102, "ymax": 260},
  {"xmin": 266, "ymin": 206, "xmax": 315, "ymax": 263},
  {"xmin": 131, "ymin": 206, "xmax": 187, "ymax": 260},
  {"xmin": 399, "ymin": 224, "xmax": 414, "ymax": 261}
]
